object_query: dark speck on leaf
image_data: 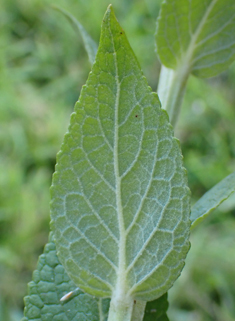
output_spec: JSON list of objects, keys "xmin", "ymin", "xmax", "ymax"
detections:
[
  {"xmin": 135, "ymin": 115, "xmax": 138, "ymax": 117},
  {"xmin": 120, "ymin": 32, "xmax": 123, "ymax": 34}
]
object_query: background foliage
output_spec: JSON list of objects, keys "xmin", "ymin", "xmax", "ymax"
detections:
[{"xmin": 0, "ymin": 0, "xmax": 235, "ymax": 320}]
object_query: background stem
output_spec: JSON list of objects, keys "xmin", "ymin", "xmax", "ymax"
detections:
[{"xmin": 157, "ymin": 64, "xmax": 190, "ymax": 128}]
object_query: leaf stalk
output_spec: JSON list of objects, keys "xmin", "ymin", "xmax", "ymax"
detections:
[{"xmin": 107, "ymin": 295, "xmax": 134, "ymax": 321}]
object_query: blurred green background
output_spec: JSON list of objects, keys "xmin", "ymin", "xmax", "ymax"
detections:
[{"xmin": 0, "ymin": 0, "xmax": 235, "ymax": 320}]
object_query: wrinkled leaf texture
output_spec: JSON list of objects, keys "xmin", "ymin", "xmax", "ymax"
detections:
[
  {"xmin": 22, "ymin": 233, "xmax": 169, "ymax": 321},
  {"xmin": 50, "ymin": 5, "xmax": 190, "ymax": 304}
]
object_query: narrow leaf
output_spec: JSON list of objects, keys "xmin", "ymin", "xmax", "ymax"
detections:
[
  {"xmin": 50, "ymin": 4, "xmax": 190, "ymax": 308},
  {"xmin": 156, "ymin": 0, "xmax": 235, "ymax": 78},
  {"xmin": 52, "ymin": 5, "xmax": 97, "ymax": 65},
  {"xmin": 191, "ymin": 171, "xmax": 235, "ymax": 228},
  {"xmin": 22, "ymin": 232, "xmax": 109, "ymax": 321}
]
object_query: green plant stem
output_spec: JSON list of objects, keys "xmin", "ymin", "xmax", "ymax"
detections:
[
  {"xmin": 131, "ymin": 301, "xmax": 146, "ymax": 321},
  {"xmin": 107, "ymin": 296, "xmax": 146, "ymax": 321},
  {"xmin": 107, "ymin": 296, "xmax": 134, "ymax": 321},
  {"xmin": 157, "ymin": 64, "xmax": 190, "ymax": 128}
]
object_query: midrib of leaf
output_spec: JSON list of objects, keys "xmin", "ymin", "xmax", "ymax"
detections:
[
  {"xmin": 110, "ymin": 21, "xmax": 127, "ymax": 299},
  {"xmin": 182, "ymin": 0, "xmax": 217, "ymax": 70}
]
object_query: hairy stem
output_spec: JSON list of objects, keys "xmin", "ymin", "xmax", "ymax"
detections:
[
  {"xmin": 131, "ymin": 301, "xmax": 147, "ymax": 321},
  {"xmin": 107, "ymin": 296, "xmax": 134, "ymax": 321}
]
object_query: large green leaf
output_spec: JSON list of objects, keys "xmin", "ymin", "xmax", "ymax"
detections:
[
  {"xmin": 50, "ymin": 4, "xmax": 190, "ymax": 306},
  {"xmin": 191, "ymin": 171, "xmax": 235, "ymax": 228},
  {"xmin": 22, "ymin": 232, "xmax": 109, "ymax": 321},
  {"xmin": 156, "ymin": 0, "xmax": 235, "ymax": 78}
]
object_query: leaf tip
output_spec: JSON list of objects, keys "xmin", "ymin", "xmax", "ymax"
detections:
[{"xmin": 103, "ymin": 4, "xmax": 117, "ymax": 23}]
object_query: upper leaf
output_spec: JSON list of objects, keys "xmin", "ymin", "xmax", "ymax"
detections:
[
  {"xmin": 191, "ymin": 171, "xmax": 235, "ymax": 228},
  {"xmin": 50, "ymin": 5, "xmax": 190, "ymax": 302},
  {"xmin": 156, "ymin": 0, "xmax": 235, "ymax": 78}
]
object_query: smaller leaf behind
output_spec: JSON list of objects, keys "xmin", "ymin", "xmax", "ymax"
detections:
[
  {"xmin": 191, "ymin": 171, "xmax": 235, "ymax": 228},
  {"xmin": 22, "ymin": 232, "xmax": 109, "ymax": 321},
  {"xmin": 52, "ymin": 5, "xmax": 98, "ymax": 65},
  {"xmin": 156, "ymin": 0, "xmax": 235, "ymax": 78},
  {"xmin": 130, "ymin": 294, "xmax": 169, "ymax": 321},
  {"xmin": 144, "ymin": 293, "xmax": 169, "ymax": 321}
]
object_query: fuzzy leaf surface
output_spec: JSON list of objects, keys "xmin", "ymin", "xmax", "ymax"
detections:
[
  {"xmin": 156, "ymin": 0, "xmax": 235, "ymax": 78},
  {"xmin": 191, "ymin": 171, "xmax": 235, "ymax": 228},
  {"xmin": 22, "ymin": 233, "xmax": 170, "ymax": 321},
  {"xmin": 50, "ymin": 5, "xmax": 190, "ymax": 302},
  {"xmin": 22, "ymin": 232, "xmax": 109, "ymax": 321}
]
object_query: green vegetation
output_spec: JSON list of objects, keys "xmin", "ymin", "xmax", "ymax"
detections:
[{"xmin": 1, "ymin": 0, "xmax": 235, "ymax": 320}]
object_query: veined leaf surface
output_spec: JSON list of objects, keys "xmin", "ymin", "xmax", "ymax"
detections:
[
  {"xmin": 22, "ymin": 232, "xmax": 170, "ymax": 321},
  {"xmin": 156, "ymin": 0, "xmax": 235, "ymax": 78},
  {"xmin": 50, "ymin": 5, "xmax": 190, "ymax": 303}
]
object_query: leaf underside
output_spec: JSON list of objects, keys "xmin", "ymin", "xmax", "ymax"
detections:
[
  {"xmin": 50, "ymin": 5, "xmax": 190, "ymax": 302},
  {"xmin": 156, "ymin": 0, "xmax": 235, "ymax": 78},
  {"xmin": 191, "ymin": 171, "xmax": 235, "ymax": 228},
  {"xmin": 22, "ymin": 233, "xmax": 169, "ymax": 321}
]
